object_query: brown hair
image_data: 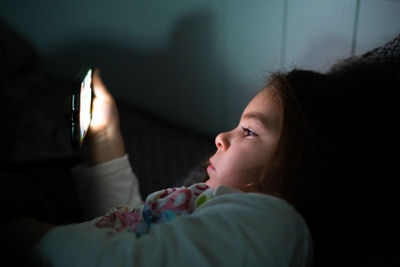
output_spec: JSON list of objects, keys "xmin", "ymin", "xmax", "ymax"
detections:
[
  {"xmin": 248, "ymin": 71, "xmax": 319, "ymax": 212},
  {"xmin": 196, "ymin": 70, "xmax": 321, "ymax": 213}
]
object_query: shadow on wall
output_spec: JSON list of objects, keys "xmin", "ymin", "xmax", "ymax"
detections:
[{"xmin": 41, "ymin": 9, "xmax": 223, "ymax": 135}]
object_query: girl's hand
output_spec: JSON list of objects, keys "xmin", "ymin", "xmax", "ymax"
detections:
[
  {"xmin": 2, "ymin": 217, "xmax": 54, "ymax": 264},
  {"xmin": 86, "ymin": 68, "xmax": 125, "ymax": 165}
]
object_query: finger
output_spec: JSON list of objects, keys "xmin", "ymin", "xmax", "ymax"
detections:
[{"xmin": 92, "ymin": 68, "xmax": 110, "ymax": 98}]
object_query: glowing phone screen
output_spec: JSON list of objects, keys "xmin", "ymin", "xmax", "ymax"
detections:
[{"xmin": 79, "ymin": 69, "xmax": 92, "ymax": 144}]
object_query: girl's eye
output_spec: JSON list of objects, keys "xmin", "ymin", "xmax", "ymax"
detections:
[{"xmin": 241, "ymin": 127, "xmax": 257, "ymax": 136}]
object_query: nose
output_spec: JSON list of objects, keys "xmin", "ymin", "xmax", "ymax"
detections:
[{"xmin": 215, "ymin": 131, "xmax": 230, "ymax": 152}]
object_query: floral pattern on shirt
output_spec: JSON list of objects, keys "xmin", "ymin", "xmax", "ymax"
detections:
[{"xmin": 95, "ymin": 183, "xmax": 213, "ymax": 237}]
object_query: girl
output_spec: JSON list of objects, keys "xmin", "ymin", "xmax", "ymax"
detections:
[
  {"xmin": 5, "ymin": 68, "xmax": 314, "ymax": 267},
  {"xmin": 4, "ymin": 34, "xmax": 399, "ymax": 266}
]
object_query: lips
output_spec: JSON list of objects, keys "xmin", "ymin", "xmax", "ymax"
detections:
[{"xmin": 207, "ymin": 159, "xmax": 215, "ymax": 173}]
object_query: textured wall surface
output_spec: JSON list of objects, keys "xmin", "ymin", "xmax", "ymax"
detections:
[{"xmin": 1, "ymin": 0, "xmax": 399, "ymax": 134}]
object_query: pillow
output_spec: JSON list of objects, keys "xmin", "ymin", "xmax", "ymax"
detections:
[{"xmin": 330, "ymin": 34, "xmax": 400, "ymax": 84}]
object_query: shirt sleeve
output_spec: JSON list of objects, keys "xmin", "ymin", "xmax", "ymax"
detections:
[
  {"xmin": 71, "ymin": 155, "xmax": 144, "ymax": 220},
  {"xmin": 32, "ymin": 193, "xmax": 313, "ymax": 267}
]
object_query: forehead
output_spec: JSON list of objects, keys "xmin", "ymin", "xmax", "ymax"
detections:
[{"xmin": 243, "ymin": 88, "xmax": 283, "ymax": 126}]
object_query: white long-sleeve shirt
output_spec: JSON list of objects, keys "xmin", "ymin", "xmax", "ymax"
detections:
[{"xmin": 32, "ymin": 155, "xmax": 313, "ymax": 267}]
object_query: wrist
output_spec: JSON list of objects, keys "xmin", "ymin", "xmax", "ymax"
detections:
[{"xmin": 86, "ymin": 128, "xmax": 126, "ymax": 166}]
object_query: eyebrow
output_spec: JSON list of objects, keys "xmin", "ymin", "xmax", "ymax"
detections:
[{"xmin": 242, "ymin": 112, "xmax": 276, "ymax": 130}]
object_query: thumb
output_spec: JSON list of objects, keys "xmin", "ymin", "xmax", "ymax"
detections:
[{"xmin": 92, "ymin": 68, "xmax": 111, "ymax": 98}]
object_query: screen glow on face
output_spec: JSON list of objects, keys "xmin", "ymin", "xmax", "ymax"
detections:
[{"xmin": 79, "ymin": 69, "xmax": 92, "ymax": 144}]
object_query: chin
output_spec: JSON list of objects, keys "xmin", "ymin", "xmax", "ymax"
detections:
[{"xmin": 205, "ymin": 180, "xmax": 216, "ymax": 189}]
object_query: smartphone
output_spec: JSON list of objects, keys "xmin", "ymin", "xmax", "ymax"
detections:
[{"xmin": 71, "ymin": 68, "xmax": 93, "ymax": 148}]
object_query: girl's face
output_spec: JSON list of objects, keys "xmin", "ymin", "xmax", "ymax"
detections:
[{"xmin": 206, "ymin": 87, "xmax": 283, "ymax": 191}]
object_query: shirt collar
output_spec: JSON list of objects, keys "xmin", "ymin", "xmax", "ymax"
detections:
[{"xmin": 213, "ymin": 185, "xmax": 244, "ymax": 196}]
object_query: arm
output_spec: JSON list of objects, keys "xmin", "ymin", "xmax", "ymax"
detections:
[
  {"xmin": 85, "ymin": 68, "xmax": 125, "ymax": 166},
  {"xmin": 72, "ymin": 155, "xmax": 144, "ymax": 219},
  {"xmin": 72, "ymin": 68, "xmax": 143, "ymax": 219},
  {"xmin": 3, "ymin": 70, "xmax": 144, "ymax": 264},
  {"xmin": 32, "ymin": 194, "xmax": 313, "ymax": 267}
]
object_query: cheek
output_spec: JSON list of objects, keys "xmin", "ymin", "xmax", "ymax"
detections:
[
  {"xmin": 243, "ymin": 143, "xmax": 275, "ymax": 167},
  {"xmin": 221, "ymin": 146, "xmax": 269, "ymax": 180},
  {"xmin": 209, "ymin": 138, "xmax": 280, "ymax": 189},
  {"xmin": 239, "ymin": 142, "xmax": 279, "ymax": 179}
]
